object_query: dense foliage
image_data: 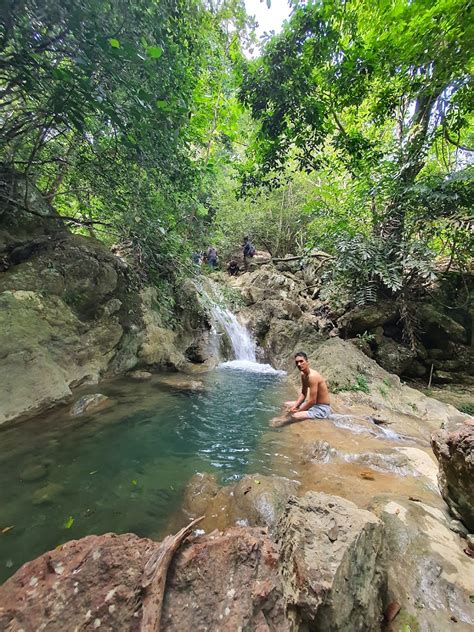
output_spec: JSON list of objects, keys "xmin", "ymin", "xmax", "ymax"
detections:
[
  {"xmin": 1, "ymin": 0, "xmax": 472, "ymax": 320},
  {"xmin": 0, "ymin": 0, "xmax": 250, "ymax": 282},
  {"xmin": 238, "ymin": 0, "xmax": 473, "ymax": 306}
]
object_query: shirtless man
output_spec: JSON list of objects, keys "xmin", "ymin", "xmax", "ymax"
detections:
[{"xmin": 271, "ymin": 351, "xmax": 331, "ymax": 427}]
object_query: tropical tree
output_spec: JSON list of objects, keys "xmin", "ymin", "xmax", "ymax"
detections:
[{"xmin": 239, "ymin": 0, "xmax": 474, "ymax": 306}]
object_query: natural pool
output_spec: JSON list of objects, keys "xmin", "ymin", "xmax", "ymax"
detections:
[{"xmin": 0, "ymin": 363, "xmax": 294, "ymax": 582}]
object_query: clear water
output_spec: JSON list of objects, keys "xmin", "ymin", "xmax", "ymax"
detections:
[{"xmin": 0, "ymin": 366, "xmax": 293, "ymax": 583}]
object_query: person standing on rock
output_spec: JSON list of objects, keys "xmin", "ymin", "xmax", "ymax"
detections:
[
  {"xmin": 242, "ymin": 236, "xmax": 255, "ymax": 270},
  {"xmin": 271, "ymin": 351, "xmax": 331, "ymax": 427}
]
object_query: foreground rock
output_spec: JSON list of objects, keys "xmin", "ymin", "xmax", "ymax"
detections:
[
  {"xmin": 276, "ymin": 492, "xmax": 385, "ymax": 631},
  {"xmin": 0, "ymin": 529, "xmax": 287, "ymax": 632},
  {"xmin": 369, "ymin": 495, "xmax": 474, "ymax": 631},
  {"xmin": 431, "ymin": 420, "xmax": 474, "ymax": 531}
]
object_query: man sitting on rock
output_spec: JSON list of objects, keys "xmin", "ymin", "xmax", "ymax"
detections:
[{"xmin": 271, "ymin": 351, "xmax": 331, "ymax": 427}]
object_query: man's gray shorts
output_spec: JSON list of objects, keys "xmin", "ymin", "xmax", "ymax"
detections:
[{"xmin": 306, "ymin": 404, "xmax": 331, "ymax": 419}]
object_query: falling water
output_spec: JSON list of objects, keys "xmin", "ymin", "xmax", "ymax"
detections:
[
  {"xmin": 210, "ymin": 303, "xmax": 256, "ymax": 361},
  {"xmin": 197, "ymin": 279, "xmax": 284, "ymax": 374}
]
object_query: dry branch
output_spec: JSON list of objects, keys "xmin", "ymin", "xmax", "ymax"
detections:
[
  {"xmin": 140, "ymin": 515, "xmax": 205, "ymax": 632},
  {"xmin": 271, "ymin": 251, "xmax": 333, "ymax": 263}
]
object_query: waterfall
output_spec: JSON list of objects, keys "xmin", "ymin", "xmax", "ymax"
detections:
[
  {"xmin": 209, "ymin": 303, "xmax": 256, "ymax": 362},
  {"xmin": 195, "ymin": 279, "xmax": 284, "ymax": 374}
]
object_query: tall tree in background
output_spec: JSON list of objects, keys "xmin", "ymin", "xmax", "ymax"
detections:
[
  {"xmin": 240, "ymin": 0, "xmax": 473, "ymax": 306},
  {"xmin": 0, "ymin": 0, "xmax": 251, "ymax": 281}
]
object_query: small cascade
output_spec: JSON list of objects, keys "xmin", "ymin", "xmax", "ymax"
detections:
[
  {"xmin": 196, "ymin": 279, "xmax": 284, "ymax": 374},
  {"xmin": 209, "ymin": 303, "xmax": 256, "ymax": 362}
]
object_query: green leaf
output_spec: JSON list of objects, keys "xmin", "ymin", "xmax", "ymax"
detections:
[
  {"xmin": 131, "ymin": 479, "xmax": 137, "ymax": 486},
  {"xmin": 108, "ymin": 38, "xmax": 120, "ymax": 49},
  {"xmin": 156, "ymin": 100, "xmax": 168, "ymax": 110},
  {"xmin": 63, "ymin": 516, "xmax": 74, "ymax": 529},
  {"xmin": 147, "ymin": 46, "xmax": 163, "ymax": 59}
]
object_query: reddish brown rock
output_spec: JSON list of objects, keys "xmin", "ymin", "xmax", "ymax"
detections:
[
  {"xmin": 162, "ymin": 527, "xmax": 287, "ymax": 631},
  {"xmin": 0, "ymin": 533, "xmax": 155, "ymax": 631},
  {"xmin": 431, "ymin": 420, "xmax": 474, "ymax": 531},
  {"xmin": 0, "ymin": 528, "xmax": 288, "ymax": 632}
]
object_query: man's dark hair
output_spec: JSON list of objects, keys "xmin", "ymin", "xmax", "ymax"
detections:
[{"xmin": 294, "ymin": 351, "xmax": 308, "ymax": 360}]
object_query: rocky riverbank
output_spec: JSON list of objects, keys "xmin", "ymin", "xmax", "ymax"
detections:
[{"xmin": 1, "ymin": 174, "xmax": 473, "ymax": 630}]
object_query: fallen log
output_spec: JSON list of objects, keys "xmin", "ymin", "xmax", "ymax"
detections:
[
  {"xmin": 140, "ymin": 515, "xmax": 205, "ymax": 631},
  {"xmin": 271, "ymin": 251, "xmax": 333, "ymax": 262}
]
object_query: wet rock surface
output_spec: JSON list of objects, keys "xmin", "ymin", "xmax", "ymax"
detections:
[
  {"xmin": 70, "ymin": 393, "xmax": 111, "ymax": 417},
  {"xmin": 183, "ymin": 472, "xmax": 299, "ymax": 532},
  {"xmin": 369, "ymin": 495, "xmax": 474, "ymax": 631},
  {"xmin": 276, "ymin": 492, "xmax": 385, "ymax": 631},
  {"xmin": 431, "ymin": 420, "xmax": 474, "ymax": 531}
]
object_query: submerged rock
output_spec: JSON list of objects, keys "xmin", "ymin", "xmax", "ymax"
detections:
[
  {"xmin": 276, "ymin": 491, "xmax": 385, "ymax": 631},
  {"xmin": 70, "ymin": 393, "xmax": 110, "ymax": 416},
  {"xmin": 127, "ymin": 370, "xmax": 152, "ymax": 380},
  {"xmin": 31, "ymin": 482, "xmax": 64, "ymax": 506},
  {"xmin": 19, "ymin": 462, "xmax": 49, "ymax": 483},
  {"xmin": 431, "ymin": 420, "xmax": 474, "ymax": 531}
]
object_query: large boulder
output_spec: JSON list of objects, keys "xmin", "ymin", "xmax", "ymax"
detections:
[
  {"xmin": 276, "ymin": 492, "xmax": 385, "ymax": 631},
  {"xmin": 337, "ymin": 301, "xmax": 398, "ymax": 335},
  {"xmin": 374, "ymin": 336, "xmax": 417, "ymax": 375},
  {"xmin": 431, "ymin": 420, "xmax": 474, "ymax": 531},
  {"xmin": 416, "ymin": 303, "xmax": 467, "ymax": 347},
  {"xmin": 183, "ymin": 472, "xmax": 299, "ymax": 532},
  {"xmin": 0, "ymin": 529, "xmax": 288, "ymax": 632},
  {"xmin": 162, "ymin": 527, "xmax": 287, "ymax": 631},
  {"xmin": 369, "ymin": 496, "xmax": 474, "ymax": 631}
]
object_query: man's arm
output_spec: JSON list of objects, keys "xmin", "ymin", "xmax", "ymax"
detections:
[
  {"xmin": 297, "ymin": 376, "xmax": 319, "ymax": 411},
  {"xmin": 289, "ymin": 378, "xmax": 308, "ymax": 412}
]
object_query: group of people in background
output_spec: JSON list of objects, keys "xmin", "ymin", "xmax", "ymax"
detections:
[{"xmin": 192, "ymin": 237, "xmax": 256, "ymax": 276}]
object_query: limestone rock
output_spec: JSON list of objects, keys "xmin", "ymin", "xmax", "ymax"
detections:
[
  {"xmin": 70, "ymin": 393, "xmax": 110, "ymax": 417},
  {"xmin": 374, "ymin": 337, "xmax": 417, "ymax": 375},
  {"xmin": 184, "ymin": 473, "xmax": 299, "ymax": 532},
  {"xmin": 0, "ymin": 529, "xmax": 288, "ymax": 632},
  {"xmin": 276, "ymin": 492, "xmax": 385, "ymax": 631},
  {"xmin": 138, "ymin": 287, "xmax": 186, "ymax": 368},
  {"xmin": 370, "ymin": 496, "xmax": 474, "ymax": 631},
  {"xmin": 337, "ymin": 301, "xmax": 398, "ymax": 335},
  {"xmin": 182, "ymin": 472, "xmax": 297, "ymax": 530},
  {"xmin": 416, "ymin": 303, "xmax": 467, "ymax": 347},
  {"xmin": 127, "ymin": 370, "xmax": 152, "ymax": 381},
  {"xmin": 431, "ymin": 421, "xmax": 474, "ymax": 531}
]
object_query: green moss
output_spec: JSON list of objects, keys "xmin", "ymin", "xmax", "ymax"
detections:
[
  {"xmin": 458, "ymin": 403, "xmax": 474, "ymax": 415},
  {"xmin": 394, "ymin": 609, "xmax": 420, "ymax": 632},
  {"xmin": 334, "ymin": 373, "xmax": 370, "ymax": 394}
]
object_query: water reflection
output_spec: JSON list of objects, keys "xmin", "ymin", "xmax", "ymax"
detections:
[{"xmin": 0, "ymin": 368, "xmax": 291, "ymax": 582}]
